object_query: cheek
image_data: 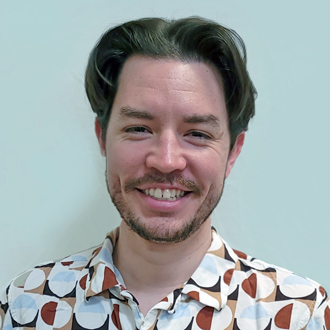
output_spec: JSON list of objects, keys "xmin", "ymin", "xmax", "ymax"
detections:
[
  {"xmin": 194, "ymin": 149, "xmax": 228, "ymax": 179},
  {"xmin": 106, "ymin": 143, "xmax": 146, "ymax": 179}
]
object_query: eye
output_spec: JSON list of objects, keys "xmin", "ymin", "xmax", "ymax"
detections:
[
  {"xmin": 187, "ymin": 131, "xmax": 212, "ymax": 140},
  {"xmin": 125, "ymin": 126, "xmax": 150, "ymax": 134}
]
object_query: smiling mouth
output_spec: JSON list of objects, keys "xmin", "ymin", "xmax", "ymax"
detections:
[{"xmin": 138, "ymin": 188, "xmax": 190, "ymax": 201}]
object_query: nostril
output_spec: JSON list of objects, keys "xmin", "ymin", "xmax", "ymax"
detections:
[{"xmin": 145, "ymin": 152, "xmax": 187, "ymax": 173}]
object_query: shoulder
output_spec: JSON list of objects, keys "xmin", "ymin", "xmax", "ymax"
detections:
[
  {"xmin": 211, "ymin": 230, "xmax": 327, "ymax": 304},
  {"xmin": 230, "ymin": 247, "xmax": 330, "ymax": 328},
  {"xmin": 0, "ymin": 245, "xmax": 103, "ymax": 329},
  {"xmin": 232, "ymin": 245, "xmax": 326, "ymax": 298},
  {"xmin": 234, "ymin": 247, "xmax": 326, "ymax": 297},
  {"xmin": 4, "ymin": 244, "xmax": 101, "ymax": 311}
]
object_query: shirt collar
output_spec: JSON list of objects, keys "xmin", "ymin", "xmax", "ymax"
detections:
[
  {"xmin": 181, "ymin": 228, "xmax": 238, "ymax": 310},
  {"xmin": 85, "ymin": 228, "xmax": 123, "ymax": 299},
  {"xmin": 84, "ymin": 227, "xmax": 239, "ymax": 310}
]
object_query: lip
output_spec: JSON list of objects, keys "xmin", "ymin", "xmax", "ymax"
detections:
[{"xmin": 136, "ymin": 183, "xmax": 190, "ymax": 192}]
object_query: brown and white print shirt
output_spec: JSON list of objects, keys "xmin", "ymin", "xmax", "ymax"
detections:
[{"xmin": 1, "ymin": 228, "xmax": 329, "ymax": 330}]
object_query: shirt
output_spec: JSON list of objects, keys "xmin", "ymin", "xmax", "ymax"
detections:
[{"xmin": 1, "ymin": 228, "xmax": 329, "ymax": 330}]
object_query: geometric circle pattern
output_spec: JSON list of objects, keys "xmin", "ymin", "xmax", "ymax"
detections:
[
  {"xmin": 1, "ymin": 228, "xmax": 329, "ymax": 330},
  {"xmin": 11, "ymin": 294, "xmax": 38, "ymax": 325},
  {"xmin": 48, "ymin": 271, "xmax": 76, "ymax": 297},
  {"xmin": 24, "ymin": 269, "xmax": 46, "ymax": 291},
  {"xmin": 75, "ymin": 297, "xmax": 107, "ymax": 329}
]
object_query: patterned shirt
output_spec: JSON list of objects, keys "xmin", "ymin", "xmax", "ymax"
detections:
[{"xmin": 1, "ymin": 228, "xmax": 329, "ymax": 330}]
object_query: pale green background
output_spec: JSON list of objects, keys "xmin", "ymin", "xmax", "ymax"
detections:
[{"xmin": 1, "ymin": 0, "xmax": 329, "ymax": 290}]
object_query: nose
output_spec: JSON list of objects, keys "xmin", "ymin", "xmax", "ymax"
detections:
[{"xmin": 145, "ymin": 131, "xmax": 187, "ymax": 173}]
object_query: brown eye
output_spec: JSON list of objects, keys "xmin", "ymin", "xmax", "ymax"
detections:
[
  {"xmin": 125, "ymin": 126, "xmax": 149, "ymax": 133},
  {"xmin": 189, "ymin": 131, "xmax": 211, "ymax": 140}
]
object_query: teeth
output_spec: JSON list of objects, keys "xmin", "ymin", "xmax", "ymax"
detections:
[
  {"xmin": 163, "ymin": 189, "xmax": 171, "ymax": 199},
  {"xmin": 143, "ymin": 188, "xmax": 186, "ymax": 201},
  {"xmin": 154, "ymin": 188, "xmax": 162, "ymax": 199}
]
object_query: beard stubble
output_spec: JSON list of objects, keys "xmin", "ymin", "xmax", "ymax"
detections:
[{"xmin": 107, "ymin": 170, "xmax": 225, "ymax": 243}]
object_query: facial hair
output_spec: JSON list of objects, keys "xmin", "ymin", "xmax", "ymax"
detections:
[{"xmin": 107, "ymin": 170, "xmax": 225, "ymax": 244}]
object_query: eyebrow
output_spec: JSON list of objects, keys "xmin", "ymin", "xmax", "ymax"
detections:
[
  {"xmin": 119, "ymin": 107, "xmax": 154, "ymax": 120},
  {"xmin": 119, "ymin": 107, "xmax": 221, "ymax": 127},
  {"xmin": 183, "ymin": 114, "xmax": 220, "ymax": 127}
]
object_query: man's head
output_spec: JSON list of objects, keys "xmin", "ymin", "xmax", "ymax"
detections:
[
  {"xmin": 85, "ymin": 17, "xmax": 256, "ymax": 243},
  {"xmin": 85, "ymin": 17, "xmax": 256, "ymax": 149}
]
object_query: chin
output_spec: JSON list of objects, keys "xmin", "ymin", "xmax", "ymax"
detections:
[{"xmin": 125, "ymin": 213, "xmax": 208, "ymax": 244}]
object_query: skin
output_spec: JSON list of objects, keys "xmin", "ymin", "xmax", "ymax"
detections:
[{"xmin": 95, "ymin": 56, "xmax": 244, "ymax": 314}]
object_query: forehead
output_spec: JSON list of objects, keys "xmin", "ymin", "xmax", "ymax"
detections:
[{"xmin": 112, "ymin": 56, "xmax": 227, "ymax": 121}]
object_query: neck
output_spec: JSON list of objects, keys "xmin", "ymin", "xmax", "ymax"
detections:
[{"xmin": 113, "ymin": 219, "xmax": 212, "ymax": 314}]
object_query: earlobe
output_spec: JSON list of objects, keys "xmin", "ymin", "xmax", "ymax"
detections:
[
  {"xmin": 95, "ymin": 119, "xmax": 106, "ymax": 156},
  {"xmin": 225, "ymin": 132, "xmax": 245, "ymax": 178}
]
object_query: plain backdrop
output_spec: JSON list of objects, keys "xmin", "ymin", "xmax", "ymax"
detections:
[{"xmin": 1, "ymin": 0, "xmax": 329, "ymax": 290}]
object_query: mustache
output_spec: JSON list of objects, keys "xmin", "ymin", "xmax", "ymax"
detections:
[{"xmin": 124, "ymin": 172, "xmax": 202, "ymax": 196}]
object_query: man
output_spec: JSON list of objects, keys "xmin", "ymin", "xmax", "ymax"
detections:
[{"xmin": 1, "ymin": 17, "xmax": 329, "ymax": 330}]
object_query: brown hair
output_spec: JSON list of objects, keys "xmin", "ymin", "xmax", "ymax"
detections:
[{"xmin": 85, "ymin": 17, "xmax": 257, "ymax": 148}]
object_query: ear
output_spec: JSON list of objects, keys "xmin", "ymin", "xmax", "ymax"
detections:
[
  {"xmin": 95, "ymin": 119, "xmax": 106, "ymax": 156},
  {"xmin": 225, "ymin": 132, "xmax": 245, "ymax": 178}
]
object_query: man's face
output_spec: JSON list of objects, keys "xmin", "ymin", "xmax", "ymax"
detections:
[{"xmin": 96, "ymin": 56, "xmax": 243, "ymax": 243}]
